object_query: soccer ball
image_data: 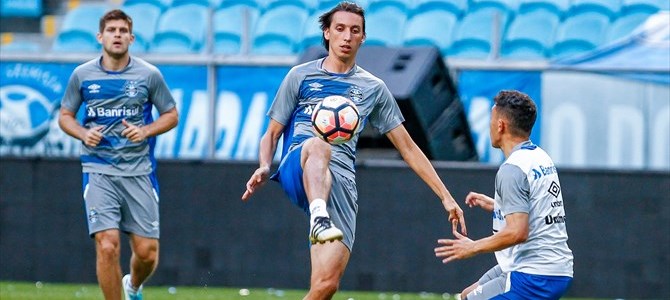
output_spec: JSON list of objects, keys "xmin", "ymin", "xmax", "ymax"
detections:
[{"xmin": 311, "ymin": 95, "xmax": 361, "ymax": 145}]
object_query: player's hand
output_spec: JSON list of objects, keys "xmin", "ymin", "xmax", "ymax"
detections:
[
  {"xmin": 121, "ymin": 119, "xmax": 148, "ymax": 143},
  {"xmin": 465, "ymin": 192, "xmax": 495, "ymax": 212},
  {"xmin": 442, "ymin": 198, "xmax": 467, "ymax": 236},
  {"xmin": 242, "ymin": 166, "xmax": 271, "ymax": 202},
  {"xmin": 83, "ymin": 125, "xmax": 105, "ymax": 147},
  {"xmin": 434, "ymin": 230, "xmax": 475, "ymax": 264}
]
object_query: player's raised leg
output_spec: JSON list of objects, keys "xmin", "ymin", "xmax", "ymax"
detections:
[
  {"xmin": 301, "ymin": 138, "xmax": 343, "ymax": 244},
  {"xmin": 305, "ymin": 241, "xmax": 350, "ymax": 299},
  {"xmin": 95, "ymin": 229, "xmax": 123, "ymax": 300}
]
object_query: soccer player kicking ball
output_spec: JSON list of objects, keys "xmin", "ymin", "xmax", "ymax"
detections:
[
  {"xmin": 59, "ymin": 9, "xmax": 178, "ymax": 300},
  {"xmin": 242, "ymin": 2, "xmax": 466, "ymax": 299},
  {"xmin": 434, "ymin": 90, "xmax": 573, "ymax": 300}
]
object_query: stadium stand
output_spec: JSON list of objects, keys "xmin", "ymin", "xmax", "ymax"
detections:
[
  {"xmin": 607, "ymin": 11, "xmax": 654, "ymax": 42},
  {"xmin": 366, "ymin": 0, "xmax": 411, "ymax": 13},
  {"xmin": 122, "ymin": 0, "xmax": 173, "ymax": 11},
  {"xmin": 552, "ymin": 12, "xmax": 610, "ymax": 58},
  {"xmin": 214, "ymin": 4, "xmax": 260, "ymax": 54},
  {"xmin": 251, "ymin": 6, "xmax": 309, "ymax": 54},
  {"xmin": 264, "ymin": 0, "xmax": 318, "ymax": 12},
  {"xmin": 517, "ymin": 0, "xmax": 569, "ymax": 16},
  {"xmin": 501, "ymin": 9, "xmax": 560, "ymax": 59},
  {"xmin": 123, "ymin": 3, "xmax": 162, "ymax": 53},
  {"xmin": 151, "ymin": 4, "xmax": 209, "ymax": 53},
  {"xmin": 300, "ymin": 9, "xmax": 328, "ymax": 52},
  {"xmin": 51, "ymin": 3, "xmax": 107, "ymax": 52},
  {"xmin": 620, "ymin": 0, "xmax": 665, "ymax": 15},
  {"xmin": 402, "ymin": 9, "xmax": 457, "ymax": 56},
  {"xmin": 172, "ymin": 0, "xmax": 223, "ymax": 7},
  {"xmin": 364, "ymin": 5, "xmax": 408, "ymax": 46},
  {"xmin": 568, "ymin": 0, "xmax": 621, "ymax": 20},
  {"xmin": 449, "ymin": 6, "xmax": 511, "ymax": 58},
  {"xmin": 469, "ymin": 0, "xmax": 519, "ymax": 12},
  {"xmin": 411, "ymin": 0, "xmax": 468, "ymax": 17}
]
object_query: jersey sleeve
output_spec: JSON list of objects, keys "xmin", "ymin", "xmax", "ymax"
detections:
[
  {"xmin": 367, "ymin": 82, "xmax": 404, "ymax": 134},
  {"xmin": 267, "ymin": 67, "xmax": 301, "ymax": 126},
  {"xmin": 148, "ymin": 68, "xmax": 176, "ymax": 114},
  {"xmin": 61, "ymin": 71, "xmax": 82, "ymax": 113},
  {"xmin": 497, "ymin": 163, "xmax": 531, "ymax": 216}
]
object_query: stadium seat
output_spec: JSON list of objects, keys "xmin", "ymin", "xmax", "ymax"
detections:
[
  {"xmin": 151, "ymin": 4, "xmax": 209, "ymax": 53},
  {"xmin": 318, "ymin": 0, "xmax": 368, "ymax": 10},
  {"xmin": 449, "ymin": 7, "xmax": 510, "ymax": 59},
  {"xmin": 366, "ymin": 0, "xmax": 410, "ymax": 14},
  {"xmin": 567, "ymin": 0, "xmax": 621, "ymax": 20},
  {"xmin": 0, "ymin": 40, "xmax": 41, "ymax": 52},
  {"xmin": 402, "ymin": 10, "xmax": 458, "ymax": 55},
  {"xmin": 299, "ymin": 9, "xmax": 328, "ymax": 52},
  {"xmin": 552, "ymin": 12, "xmax": 610, "ymax": 58},
  {"xmin": 123, "ymin": 3, "xmax": 162, "ymax": 53},
  {"xmin": 607, "ymin": 11, "xmax": 653, "ymax": 42},
  {"xmin": 518, "ymin": 0, "xmax": 569, "ymax": 17},
  {"xmin": 621, "ymin": 0, "xmax": 664, "ymax": 15},
  {"xmin": 218, "ymin": 0, "xmax": 262, "ymax": 9},
  {"xmin": 251, "ymin": 6, "xmax": 309, "ymax": 55},
  {"xmin": 411, "ymin": 0, "xmax": 467, "ymax": 17},
  {"xmin": 501, "ymin": 10, "xmax": 560, "ymax": 59},
  {"xmin": 213, "ymin": 4, "xmax": 260, "ymax": 54},
  {"xmin": 264, "ymin": 0, "xmax": 318, "ymax": 11},
  {"xmin": 172, "ymin": 0, "xmax": 223, "ymax": 7},
  {"xmin": 52, "ymin": 4, "xmax": 107, "ymax": 52},
  {"xmin": 122, "ymin": 0, "xmax": 173, "ymax": 11},
  {"xmin": 364, "ymin": 6, "xmax": 407, "ymax": 46},
  {"xmin": 469, "ymin": 0, "xmax": 519, "ymax": 13}
]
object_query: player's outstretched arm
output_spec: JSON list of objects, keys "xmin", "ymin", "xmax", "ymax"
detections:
[
  {"xmin": 465, "ymin": 192, "xmax": 495, "ymax": 212},
  {"xmin": 385, "ymin": 124, "xmax": 467, "ymax": 235},
  {"xmin": 242, "ymin": 119, "xmax": 284, "ymax": 201}
]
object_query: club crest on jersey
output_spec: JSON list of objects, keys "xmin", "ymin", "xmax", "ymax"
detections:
[
  {"xmin": 349, "ymin": 86, "xmax": 363, "ymax": 102},
  {"xmin": 124, "ymin": 81, "xmax": 138, "ymax": 97}
]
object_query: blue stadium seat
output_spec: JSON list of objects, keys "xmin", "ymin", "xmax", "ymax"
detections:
[
  {"xmin": 518, "ymin": 0, "xmax": 569, "ymax": 17},
  {"xmin": 213, "ymin": 4, "xmax": 260, "ymax": 54},
  {"xmin": 552, "ymin": 13, "xmax": 610, "ymax": 58},
  {"xmin": 402, "ymin": 10, "xmax": 458, "ymax": 55},
  {"xmin": 364, "ymin": 6, "xmax": 407, "ymax": 46},
  {"xmin": 449, "ymin": 7, "xmax": 511, "ymax": 59},
  {"xmin": 265, "ymin": 0, "xmax": 318, "ymax": 11},
  {"xmin": 172, "ymin": 0, "xmax": 223, "ymax": 7},
  {"xmin": 300, "ymin": 9, "xmax": 328, "ymax": 52},
  {"xmin": 411, "ymin": 0, "xmax": 467, "ymax": 17},
  {"xmin": 607, "ymin": 11, "xmax": 652, "ymax": 42},
  {"xmin": 52, "ymin": 4, "xmax": 107, "ymax": 52},
  {"xmin": 252, "ymin": 6, "xmax": 309, "ymax": 55},
  {"xmin": 621, "ymin": 0, "xmax": 664, "ymax": 15},
  {"xmin": 501, "ymin": 10, "xmax": 560, "ymax": 59},
  {"xmin": 123, "ymin": 3, "xmax": 162, "ymax": 53},
  {"xmin": 123, "ymin": 0, "xmax": 173, "ymax": 11},
  {"xmin": 366, "ymin": 0, "xmax": 410, "ymax": 14},
  {"xmin": 469, "ymin": 0, "xmax": 519, "ymax": 13},
  {"xmin": 318, "ymin": 0, "xmax": 368, "ymax": 10},
  {"xmin": 151, "ymin": 4, "xmax": 209, "ymax": 53},
  {"xmin": 1, "ymin": 41, "xmax": 41, "ymax": 53},
  {"xmin": 218, "ymin": 0, "xmax": 262, "ymax": 9},
  {"xmin": 568, "ymin": 0, "xmax": 621, "ymax": 20}
]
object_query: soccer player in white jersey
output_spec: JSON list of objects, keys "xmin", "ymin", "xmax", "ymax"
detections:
[
  {"xmin": 59, "ymin": 9, "xmax": 178, "ymax": 300},
  {"xmin": 241, "ymin": 2, "xmax": 466, "ymax": 298},
  {"xmin": 434, "ymin": 90, "xmax": 574, "ymax": 299}
]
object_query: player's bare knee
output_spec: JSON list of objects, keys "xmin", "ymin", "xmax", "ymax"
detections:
[
  {"xmin": 305, "ymin": 138, "xmax": 332, "ymax": 159},
  {"xmin": 95, "ymin": 236, "xmax": 120, "ymax": 259},
  {"xmin": 133, "ymin": 242, "xmax": 158, "ymax": 263}
]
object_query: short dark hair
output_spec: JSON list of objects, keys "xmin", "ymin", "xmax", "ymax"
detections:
[
  {"xmin": 319, "ymin": 1, "xmax": 365, "ymax": 51},
  {"xmin": 99, "ymin": 9, "xmax": 133, "ymax": 34},
  {"xmin": 493, "ymin": 90, "xmax": 537, "ymax": 137}
]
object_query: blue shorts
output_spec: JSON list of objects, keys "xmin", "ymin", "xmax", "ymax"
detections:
[
  {"xmin": 491, "ymin": 271, "xmax": 572, "ymax": 300},
  {"xmin": 271, "ymin": 144, "xmax": 359, "ymax": 250}
]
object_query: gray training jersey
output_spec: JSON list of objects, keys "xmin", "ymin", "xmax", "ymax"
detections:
[
  {"xmin": 492, "ymin": 141, "xmax": 574, "ymax": 277},
  {"xmin": 61, "ymin": 56, "xmax": 176, "ymax": 176},
  {"xmin": 268, "ymin": 58, "xmax": 404, "ymax": 178}
]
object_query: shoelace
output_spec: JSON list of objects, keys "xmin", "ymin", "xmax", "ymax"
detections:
[{"xmin": 311, "ymin": 216, "xmax": 332, "ymax": 237}]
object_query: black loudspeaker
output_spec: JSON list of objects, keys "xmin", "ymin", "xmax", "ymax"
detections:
[{"xmin": 298, "ymin": 46, "xmax": 478, "ymax": 161}]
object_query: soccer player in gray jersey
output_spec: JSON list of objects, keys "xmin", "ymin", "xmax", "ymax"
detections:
[
  {"xmin": 434, "ymin": 90, "xmax": 573, "ymax": 299},
  {"xmin": 241, "ymin": 2, "xmax": 466, "ymax": 299},
  {"xmin": 58, "ymin": 9, "xmax": 177, "ymax": 300}
]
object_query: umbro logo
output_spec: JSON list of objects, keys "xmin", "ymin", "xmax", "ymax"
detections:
[
  {"xmin": 88, "ymin": 84, "xmax": 101, "ymax": 94},
  {"xmin": 308, "ymin": 82, "xmax": 323, "ymax": 91}
]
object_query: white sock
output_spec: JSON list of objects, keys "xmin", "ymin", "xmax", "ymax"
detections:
[{"xmin": 309, "ymin": 198, "xmax": 328, "ymax": 227}]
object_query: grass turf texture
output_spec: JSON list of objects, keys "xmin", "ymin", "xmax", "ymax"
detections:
[{"xmin": 1, "ymin": 281, "xmax": 602, "ymax": 300}]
